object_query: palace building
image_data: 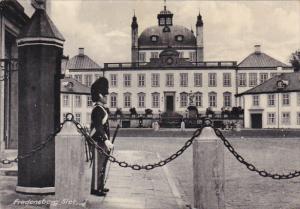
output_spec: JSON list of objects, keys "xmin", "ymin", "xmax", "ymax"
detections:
[
  {"xmin": 237, "ymin": 72, "xmax": 300, "ymax": 129},
  {"xmin": 63, "ymin": 5, "xmax": 293, "ymax": 125}
]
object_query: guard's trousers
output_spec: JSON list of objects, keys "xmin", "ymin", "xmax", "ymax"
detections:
[{"xmin": 91, "ymin": 141, "xmax": 108, "ymax": 191}]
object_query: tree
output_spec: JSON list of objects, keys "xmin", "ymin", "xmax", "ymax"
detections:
[{"xmin": 290, "ymin": 50, "xmax": 300, "ymax": 72}]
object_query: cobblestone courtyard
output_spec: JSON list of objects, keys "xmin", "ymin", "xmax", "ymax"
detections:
[
  {"xmin": 115, "ymin": 135, "xmax": 300, "ymax": 209},
  {"xmin": 1, "ymin": 133, "xmax": 300, "ymax": 209}
]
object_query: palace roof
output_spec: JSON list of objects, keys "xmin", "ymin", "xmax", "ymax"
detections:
[
  {"xmin": 238, "ymin": 51, "xmax": 289, "ymax": 68},
  {"xmin": 138, "ymin": 25, "xmax": 196, "ymax": 49},
  {"xmin": 237, "ymin": 72, "xmax": 300, "ymax": 96},
  {"xmin": 61, "ymin": 77, "xmax": 90, "ymax": 95}
]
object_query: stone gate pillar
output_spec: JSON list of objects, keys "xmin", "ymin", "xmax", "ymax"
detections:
[{"xmin": 16, "ymin": 8, "xmax": 65, "ymax": 194}]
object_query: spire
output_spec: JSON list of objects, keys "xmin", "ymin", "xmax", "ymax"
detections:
[
  {"xmin": 131, "ymin": 10, "xmax": 138, "ymax": 29},
  {"xmin": 196, "ymin": 12, "xmax": 203, "ymax": 27}
]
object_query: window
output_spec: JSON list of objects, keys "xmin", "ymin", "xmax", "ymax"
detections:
[
  {"xmin": 267, "ymin": 113, "xmax": 276, "ymax": 125},
  {"xmin": 75, "ymin": 113, "xmax": 81, "ymax": 123},
  {"xmin": 282, "ymin": 93, "xmax": 290, "ymax": 106},
  {"xmin": 223, "ymin": 92, "xmax": 232, "ymax": 107},
  {"xmin": 281, "ymin": 112, "xmax": 290, "ymax": 125},
  {"xmin": 87, "ymin": 96, "xmax": 93, "ymax": 107},
  {"xmin": 166, "ymin": 74, "xmax": 174, "ymax": 87},
  {"xmin": 86, "ymin": 113, "xmax": 91, "ymax": 125},
  {"xmin": 208, "ymin": 73, "xmax": 217, "ymax": 87},
  {"xmin": 138, "ymin": 74, "xmax": 145, "ymax": 87},
  {"xmin": 238, "ymin": 73, "xmax": 247, "ymax": 87},
  {"xmin": 189, "ymin": 52, "xmax": 196, "ymax": 62},
  {"xmin": 124, "ymin": 93, "xmax": 131, "ymax": 108},
  {"xmin": 180, "ymin": 73, "xmax": 188, "ymax": 87},
  {"xmin": 151, "ymin": 73, "xmax": 160, "ymax": 87},
  {"xmin": 150, "ymin": 35, "xmax": 158, "ymax": 42},
  {"xmin": 159, "ymin": 18, "xmax": 165, "ymax": 25},
  {"xmin": 270, "ymin": 73, "xmax": 277, "ymax": 78},
  {"xmin": 268, "ymin": 94, "xmax": 275, "ymax": 106},
  {"xmin": 84, "ymin": 75, "xmax": 93, "ymax": 87},
  {"xmin": 63, "ymin": 95, "xmax": 69, "ymax": 107},
  {"xmin": 223, "ymin": 73, "xmax": 231, "ymax": 87},
  {"xmin": 139, "ymin": 52, "xmax": 146, "ymax": 62},
  {"xmin": 249, "ymin": 73, "xmax": 257, "ymax": 87},
  {"xmin": 175, "ymin": 35, "xmax": 184, "ymax": 42},
  {"xmin": 179, "ymin": 52, "xmax": 184, "ymax": 58},
  {"xmin": 194, "ymin": 73, "xmax": 202, "ymax": 87},
  {"xmin": 297, "ymin": 112, "xmax": 300, "ymax": 125},
  {"xmin": 74, "ymin": 74, "xmax": 82, "ymax": 83},
  {"xmin": 195, "ymin": 92, "xmax": 202, "ymax": 107},
  {"xmin": 151, "ymin": 52, "xmax": 159, "ymax": 58},
  {"xmin": 208, "ymin": 92, "xmax": 217, "ymax": 107},
  {"xmin": 180, "ymin": 92, "xmax": 188, "ymax": 107},
  {"xmin": 124, "ymin": 74, "xmax": 131, "ymax": 87},
  {"xmin": 138, "ymin": 93, "xmax": 145, "ymax": 108},
  {"xmin": 297, "ymin": 93, "xmax": 300, "ymax": 106},
  {"xmin": 95, "ymin": 74, "xmax": 101, "ymax": 80},
  {"xmin": 252, "ymin": 95, "xmax": 259, "ymax": 106},
  {"xmin": 152, "ymin": 93, "xmax": 160, "ymax": 108},
  {"xmin": 260, "ymin": 73, "xmax": 268, "ymax": 84},
  {"xmin": 110, "ymin": 74, "xmax": 117, "ymax": 87},
  {"xmin": 166, "ymin": 17, "xmax": 172, "ymax": 25},
  {"xmin": 110, "ymin": 93, "xmax": 117, "ymax": 108},
  {"xmin": 75, "ymin": 95, "xmax": 81, "ymax": 107}
]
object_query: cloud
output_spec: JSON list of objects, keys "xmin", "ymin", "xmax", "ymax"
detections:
[{"xmin": 31, "ymin": 0, "xmax": 300, "ymax": 65}]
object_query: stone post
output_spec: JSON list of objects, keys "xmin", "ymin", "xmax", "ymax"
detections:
[
  {"xmin": 51, "ymin": 121, "xmax": 88, "ymax": 209},
  {"xmin": 193, "ymin": 125, "xmax": 225, "ymax": 209},
  {"xmin": 16, "ymin": 8, "xmax": 65, "ymax": 194}
]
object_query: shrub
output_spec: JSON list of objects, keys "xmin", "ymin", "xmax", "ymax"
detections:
[{"xmin": 145, "ymin": 108, "xmax": 153, "ymax": 116}]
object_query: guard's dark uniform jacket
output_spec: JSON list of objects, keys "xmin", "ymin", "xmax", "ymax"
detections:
[{"xmin": 90, "ymin": 103, "xmax": 110, "ymax": 192}]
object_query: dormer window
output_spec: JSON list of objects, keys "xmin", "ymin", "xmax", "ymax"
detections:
[
  {"xmin": 175, "ymin": 35, "xmax": 184, "ymax": 42},
  {"xmin": 150, "ymin": 35, "xmax": 159, "ymax": 42}
]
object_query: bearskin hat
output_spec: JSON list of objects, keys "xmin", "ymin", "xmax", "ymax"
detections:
[{"xmin": 91, "ymin": 77, "xmax": 109, "ymax": 102}]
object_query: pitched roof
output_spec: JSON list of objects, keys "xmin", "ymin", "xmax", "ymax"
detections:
[
  {"xmin": 61, "ymin": 78, "xmax": 90, "ymax": 95},
  {"xmin": 238, "ymin": 52, "xmax": 289, "ymax": 68},
  {"xmin": 67, "ymin": 54, "xmax": 101, "ymax": 70},
  {"xmin": 237, "ymin": 72, "xmax": 300, "ymax": 96},
  {"xmin": 18, "ymin": 9, "xmax": 65, "ymax": 41}
]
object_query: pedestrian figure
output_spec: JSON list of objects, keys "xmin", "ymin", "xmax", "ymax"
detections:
[{"xmin": 90, "ymin": 77, "xmax": 114, "ymax": 196}]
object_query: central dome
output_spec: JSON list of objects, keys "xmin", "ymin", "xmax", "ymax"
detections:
[{"xmin": 138, "ymin": 25, "xmax": 196, "ymax": 49}]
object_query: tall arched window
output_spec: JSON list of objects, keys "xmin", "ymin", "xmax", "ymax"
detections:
[
  {"xmin": 110, "ymin": 92, "xmax": 118, "ymax": 108},
  {"xmin": 208, "ymin": 92, "xmax": 217, "ymax": 107},
  {"xmin": 194, "ymin": 92, "xmax": 203, "ymax": 107},
  {"xmin": 180, "ymin": 92, "xmax": 188, "ymax": 107},
  {"xmin": 137, "ymin": 92, "xmax": 146, "ymax": 108},
  {"xmin": 123, "ymin": 92, "xmax": 131, "ymax": 108}
]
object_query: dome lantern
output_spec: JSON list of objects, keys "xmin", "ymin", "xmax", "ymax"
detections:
[{"xmin": 157, "ymin": 0, "xmax": 173, "ymax": 27}]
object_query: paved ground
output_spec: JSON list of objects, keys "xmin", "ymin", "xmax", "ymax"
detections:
[{"xmin": 1, "ymin": 130, "xmax": 300, "ymax": 209}]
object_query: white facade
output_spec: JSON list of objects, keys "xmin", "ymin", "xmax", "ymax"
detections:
[
  {"xmin": 60, "ymin": 93, "xmax": 92, "ymax": 127},
  {"xmin": 236, "ymin": 68, "xmax": 293, "ymax": 107},
  {"xmin": 104, "ymin": 64, "xmax": 237, "ymax": 115},
  {"xmin": 243, "ymin": 92, "xmax": 300, "ymax": 129}
]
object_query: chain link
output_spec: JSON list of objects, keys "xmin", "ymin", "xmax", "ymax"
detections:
[
  {"xmin": 0, "ymin": 121, "xmax": 66, "ymax": 165},
  {"xmin": 72, "ymin": 118, "xmax": 202, "ymax": 171},
  {"xmin": 213, "ymin": 127, "xmax": 300, "ymax": 180}
]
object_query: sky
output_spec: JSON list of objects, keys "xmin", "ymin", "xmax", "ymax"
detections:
[{"xmin": 21, "ymin": 0, "xmax": 300, "ymax": 66}]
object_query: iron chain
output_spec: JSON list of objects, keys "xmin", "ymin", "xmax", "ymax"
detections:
[
  {"xmin": 0, "ymin": 121, "xmax": 66, "ymax": 165},
  {"xmin": 213, "ymin": 127, "xmax": 300, "ymax": 180},
  {"xmin": 71, "ymin": 118, "xmax": 202, "ymax": 171}
]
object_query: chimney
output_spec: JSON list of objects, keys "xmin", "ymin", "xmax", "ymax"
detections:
[
  {"xmin": 254, "ymin": 45, "xmax": 261, "ymax": 54},
  {"xmin": 78, "ymin": 48, "xmax": 84, "ymax": 56}
]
